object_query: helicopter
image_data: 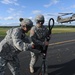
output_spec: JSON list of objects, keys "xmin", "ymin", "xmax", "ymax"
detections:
[{"xmin": 48, "ymin": 13, "xmax": 75, "ymax": 23}]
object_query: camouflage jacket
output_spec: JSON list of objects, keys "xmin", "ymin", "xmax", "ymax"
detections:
[
  {"xmin": 30, "ymin": 25, "xmax": 49, "ymax": 46},
  {"xmin": 0, "ymin": 27, "xmax": 32, "ymax": 60}
]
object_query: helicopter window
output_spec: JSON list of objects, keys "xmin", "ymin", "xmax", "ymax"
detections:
[
  {"xmin": 57, "ymin": 16, "xmax": 61, "ymax": 20},
  {"xmin": 72, "ymin": 14, "xmax": 75, "ymax": 17}
]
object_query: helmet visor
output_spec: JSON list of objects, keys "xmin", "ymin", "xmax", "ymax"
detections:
[{"xmin": 37, "ymin": 20, "xmax": 44, "ymax": 24}]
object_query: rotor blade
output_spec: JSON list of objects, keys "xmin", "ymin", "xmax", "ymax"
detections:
[
  {"xmin": 59, "ymin": 13, "xmax": 73, "ymax": 16},
  {"xmin": 47, "ymin": 14, "xmax": 57, "ymax": 16},
  {"xmin": 59, "ymin": 13, "xmax": 73, "ymax": 14}
]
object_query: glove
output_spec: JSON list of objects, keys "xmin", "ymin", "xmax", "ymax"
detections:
[
  {"xmin": 31, "ymin": 44, "xmax": 35, "ymax": 49},
  {"xmin": 28, "ymin": 42, "xmax": 35, "ymax": 49},
  {"xmin": 27, "ymin": 44, "xmax": 41, "ymax": 53}
]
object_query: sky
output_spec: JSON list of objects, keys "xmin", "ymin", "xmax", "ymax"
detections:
[{"xmin": 0, "ymin": 0, "xmax": 75, "ymax": 26}]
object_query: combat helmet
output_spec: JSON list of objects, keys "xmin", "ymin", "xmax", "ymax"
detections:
[
  {"xmin": 35, "ymin": 14, "xmax": 45, "ymax": 23},
  {"xmin": 19, "ymin": 18, "xmax": 33, "ymax": 28}
]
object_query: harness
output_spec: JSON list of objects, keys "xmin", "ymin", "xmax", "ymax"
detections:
[{"xmin": 34, "ymin": 26, "xmax": 47, "ymax": 41}]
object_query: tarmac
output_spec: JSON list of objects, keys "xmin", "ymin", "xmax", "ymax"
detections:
[{"xmin": 0, "ymin": 32, "xmax": 75, "ymax": 75}]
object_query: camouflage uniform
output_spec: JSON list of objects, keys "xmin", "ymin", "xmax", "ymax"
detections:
[
  {"xmin": 29, "ymin": 14, "xmax": 49, "ymax": 70},
  {"xmin": 0, "ymin": 18, "xmax": 33, "ymax": 75}
]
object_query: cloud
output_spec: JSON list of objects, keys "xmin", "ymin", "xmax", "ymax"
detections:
[
  {"xmin": 59, "ymin": 4, "xmax": 75, "ymax": 11},
  {"xmin": 71, "ymin": 5, "xmax": 75, "ymax": 8},
  {"xmin": 7, "ymin": 8, "xmax": 15, "ymax": 13},
  {"xmin": 29, "ymin": 17, "xmax": 33, "ymax": 19},
  {"xmin": 7, "ymin": 7, "xmax": 23, "ymax": 19},
  {"xmin": 0, "ymin": 16, "xmax": 20, "ymax": 26},
  {"xmin": 1, "ymin": 22, "xmax": 19, "ymax": 26},
  {"xmin": 12, "ymin": 11, "xmax": 23, "ymax": 18},
  {"xmin": 32, "ymin": 10, "xmax": 41, "ymax": 14},
  {"xmin": 0, "ymin": 17, "xmax": 3, "ymax": 20},
  {"xmin": 21, "ymin": 5, "xmax": 26, "ymax": 8},
  {"xmin": 44, "ymin": 0, "xmax": 59, "ymax": 8},
  {"xmin": 1, "ymin": 0, "xmax": 19, "ymax": 6},
  {"xmin": 43, "ymin": 13, "xmax": 58, "ymax": 25},
  {"xmin": 4, "ymin": 16, "xmax": 14, "ymax": 20}
]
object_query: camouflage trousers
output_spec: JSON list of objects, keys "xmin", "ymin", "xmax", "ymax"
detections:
[
  {"xmin": 29, "ymin": 52, "xmax": 41, "ymax": 67},
  {"xmin": 0, "ymin": 56, "xmax": 21, "ymax": 75}
]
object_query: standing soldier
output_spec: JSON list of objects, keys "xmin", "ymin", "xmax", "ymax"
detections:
[
  {"xmin": 29, "ymin": 14, "xmax": 50, "ymax": 73},
  {"xmin": 0, "ymin": 18, "xmax": 34, "ymax": 75}
]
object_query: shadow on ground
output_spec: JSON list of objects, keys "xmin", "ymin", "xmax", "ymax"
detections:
[{"xmin": 48, "ymin": 59, "xmax": 75, "ymax": 75}]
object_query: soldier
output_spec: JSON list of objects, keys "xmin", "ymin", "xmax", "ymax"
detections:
[
  {"xmin": 29, "ymin": 14, "xmax": 50, "ymax": 73},
  {"xmin": 0, "ymin": 18, "xmax": 35, "ymax": 75}
]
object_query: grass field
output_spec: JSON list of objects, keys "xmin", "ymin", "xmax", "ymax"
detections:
[
  {"xmin": 0, "ymin": 27, "xmax": 75, "ymax": 37},
  {"xmin": 0, "ymin": 28, "xmax": 9, "ymax": 37},
  {"xmin": 52, "ymin": 28, "xmax": 75, "ymax": 33}
]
